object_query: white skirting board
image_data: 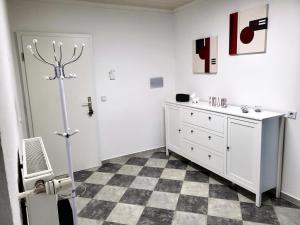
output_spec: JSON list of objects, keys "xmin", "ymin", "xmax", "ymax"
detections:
[
  {"xmin": 281, "ymin": 191, "xmax": 300, "ymax": 207},
  {"xmin": 102, "ymin": 146, "xmax": 166, "ymax": 163}
]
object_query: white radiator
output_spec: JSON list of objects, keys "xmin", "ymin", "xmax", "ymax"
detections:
[{"xmin": 22, "ymin": 137, "xmax": 60, "ymax": 225}]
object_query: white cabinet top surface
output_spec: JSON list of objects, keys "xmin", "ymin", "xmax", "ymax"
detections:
[{"xmin": 165, "ymin": 100, "xmax": 284, "ymax": 121}]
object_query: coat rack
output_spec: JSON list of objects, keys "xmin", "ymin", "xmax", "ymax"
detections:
[{"xmin": 27, "ymin": 39, "xmax": 85, "ymax": 225}]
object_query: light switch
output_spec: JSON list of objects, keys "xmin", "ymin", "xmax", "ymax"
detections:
[
  {"xmin": 109, "ymin": 70, "xmax": 116, "ymax": 80},
  {"xmin": 101, "ymin": 96, "xmax": 107, "ymax": 102}
]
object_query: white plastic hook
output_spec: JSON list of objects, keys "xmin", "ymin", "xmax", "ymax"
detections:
[{"xmin": 27, "ymin": 45, "xmax": 34, "ymax": 54}]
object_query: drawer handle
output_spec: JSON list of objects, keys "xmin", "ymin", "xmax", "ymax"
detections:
[
  {"xmin": 190, "ymin": 112, "xmax": 194, "ymax": 116},
  {"xmin": 227, "ymin": 146, "xmax": 230, "ymax": 151},
  {"xmin": 208, "ymin": 116, "xmax": 212, "ymax": 120},
  {"xmin": 208, "ymin": 154, "xmax": 212, "ymax": 159},
  {"xmin": 178, "ymin": 129, "xmax": 181, "ymax": 133},
  {"xmin": 191, "ymin": 147, "xmax": 194, "ymax": 151},
  {"xmin": 208, "ymin": 136, "xmax": 211, "ymax": 140},
  {"xmin": 190, "ymin": 130, "xmax": 194, "ymax": 134}
]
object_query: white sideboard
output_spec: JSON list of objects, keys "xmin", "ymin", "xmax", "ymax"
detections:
[{"xmin": 164, "ymin": 100, "xmax": 285, "ymax": 207}]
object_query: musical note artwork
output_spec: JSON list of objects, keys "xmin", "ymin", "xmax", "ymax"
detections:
[
  {"xmin": 193, "ymin": 36, "xmax": 218, "ymax": 74},
  {"xmin": 229, "ymin": 5, "xmax": 269, "ymax": 55}
]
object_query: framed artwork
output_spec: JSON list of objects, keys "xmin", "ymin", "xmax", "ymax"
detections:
[
  {"xmin": 193, "ymin": 36, "xmax": 218, "ymax": 74},
  {"xmin": 229, "ymin": 4, "xmax": 269, "ymax": 55}
]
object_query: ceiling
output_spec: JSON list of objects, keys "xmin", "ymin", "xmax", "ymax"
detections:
[{"xmin": 64, "ymin": 0, "xmax": 196, "ymax": 10}]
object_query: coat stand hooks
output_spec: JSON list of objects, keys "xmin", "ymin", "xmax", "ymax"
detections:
[{"xmin": 27, "ymin": 39, "xmax": 86, "ymax": 225}]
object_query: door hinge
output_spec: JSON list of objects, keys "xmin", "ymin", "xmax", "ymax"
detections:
[{"xmin": 21, "ymin": 52, "xmax": 25, "ymax": 62}]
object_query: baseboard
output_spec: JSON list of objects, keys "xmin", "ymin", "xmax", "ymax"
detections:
[
  {"xmin": 281, "ymin": 191, "xmax": 300, "ymax": 207},
  {"xmin": 102, "ymin": 146, "xmax": 166, "ymax": 163}
]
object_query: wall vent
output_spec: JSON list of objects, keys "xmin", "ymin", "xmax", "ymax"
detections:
[{"xmin": 150, "ymin": 77, "xmax": 164, "ymax": 89}]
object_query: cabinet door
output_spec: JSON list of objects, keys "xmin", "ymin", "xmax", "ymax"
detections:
[
  {"xmin": 165, "ymin": 105, "xmax": 181, "ymax": 153},
  {"xmin": 227, "ymin": 118, "xmax": 260, "ymax": 190}
]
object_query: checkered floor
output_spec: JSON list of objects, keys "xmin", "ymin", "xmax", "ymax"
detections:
[{"xmin": 73, "ymin": 148, "xmax": 300, "ymax": 225}]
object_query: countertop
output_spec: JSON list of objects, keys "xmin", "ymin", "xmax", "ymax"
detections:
[{"xmin": 165, "ymin": 100, "xmax": 285, "ymax": 121}]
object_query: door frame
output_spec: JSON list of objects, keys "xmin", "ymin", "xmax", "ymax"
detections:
[{"xmin": 15, "ymin": 31, "xmax": 102, "ymax": 164}]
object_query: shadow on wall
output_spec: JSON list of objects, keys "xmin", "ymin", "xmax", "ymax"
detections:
[{"xmin": 0, "ymin": 134, "xmax": 14, "ymax": 225}]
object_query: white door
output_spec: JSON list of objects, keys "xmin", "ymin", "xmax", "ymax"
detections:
[
  {"xmin": 165, "ymin": 105, "xmax": 181, "ymax": 153},
  {"xmin": 227, "ymin": 118, "xmax": 259, "ymax": 190},
  {"xmin": 18, "ymin": 33, "xmax": 100, "ymax": 175}
]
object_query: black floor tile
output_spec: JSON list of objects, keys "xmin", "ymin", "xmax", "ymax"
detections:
[
  {"xmin": 76, "ymin": 183, "xmax": 103, "ymax": 198},
  {"xmin": 207, "ymin": 216, "xmax": 243, "ymax": 225},
  {"xmin": 138, "ymin": 166, "xmax": 163, "ymax": 178},
  {"xmin": 98, "ymin": 163, "xmax": 122, "ymax": 173},
  {"xmin": 107, "ymin": 174, "xmax": 136, "ymax": 187},
  {"xmin": 137, "ymin": 207, "xmax": 174, "ymax": 225},
  {"xmin": 166, "ymin": 160, "xmax": 188, "ymax": 170},
  {"xmin": 126, "ymin": 157, "xmax": 148, "ymax": 166},
  {"xmin": 155, "ymin": 179, "xmax": 183, "ymax": 193},
  {"xmin": 209, "ymin": 184, "xmax": 238, "ymax": 201},
  {"xmin": 151, "ymin": 152, "xmax": 169, "ymax": 159},
  {"xmin": 185, "ymin": 170, "xmax": 209, "ymax": 183},
  {"xmin": 176, "ymin": 194, "xmax": 208, "ymax": 214},
  {"xmin": 78, "ymin": 199, "xmax": 116, "ymax": 220},
  {"xmin": 120, "ymin": 188, "xmax": 152, "ymax": 205},
  {"xmin": 74, "ymin": 170, "xmax": 93, "ymax": 182},
  {"xmin": 240, "ymin": 202, "xmax": 279, "ymax": 225}
]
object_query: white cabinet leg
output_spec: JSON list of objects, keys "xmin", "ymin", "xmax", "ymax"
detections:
[
  {"xmin": 276, "ymin": 188, "xmax": 281, "ymax": 198},
  {"xmin": 255, "ymin": 193, "xmax": 262, "ymax": 207},
  {"xmin": 276, "ymin": 116, "xmax": 285, "ymax": 198},
  {"xmin": 166, "ymin": 148, "xmax": 169, "ymax": 156}
]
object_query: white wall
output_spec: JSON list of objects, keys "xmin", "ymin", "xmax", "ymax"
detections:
[
  {"xmin": 8, "ymin": 0, "xmax": 175, "ymax": 160},
  {"xmin": 174, "ymin": 0, "xmax": 300, "ymax": 200},
  {"xmin": 8, "ymin": 0, "xmax": 300, "ymax": 202},
  {"xmin": 0, "ymin": 0, "xmax": 22, "ymax": 224}
]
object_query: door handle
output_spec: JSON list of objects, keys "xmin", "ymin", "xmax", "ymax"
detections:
[{"xmin": 82, "ymin": 96, "xmax": 94, "ymax": 117}]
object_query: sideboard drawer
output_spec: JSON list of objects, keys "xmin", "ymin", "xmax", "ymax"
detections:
[
  {"xmin": 182, "ymin": 125, "xmax": 224, "ymax": 154},
  {"xmin": 182, "ymin": 141, "xmax": 224, "ymax": 174},
  {"xmin": 182, "ymin": 108, "xmax": 225, "ymax": 133}
]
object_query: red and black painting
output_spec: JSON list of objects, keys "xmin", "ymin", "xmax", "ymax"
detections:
[{"xmin": 229, "ymin": 5, "xmax": 269, "ymax": 55}]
